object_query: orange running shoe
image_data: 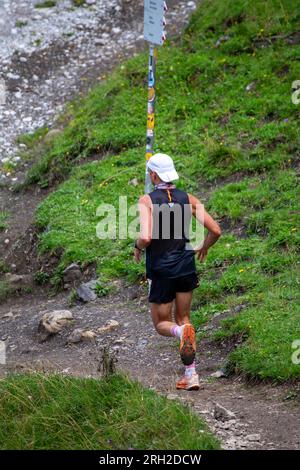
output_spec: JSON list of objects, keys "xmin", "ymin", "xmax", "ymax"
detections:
[
  {"xmin": 176, "ymin": 373, "xmax": 200, "ymax": 391},
  {"xmin": 180, "ymin": 323, "xmax": 196, "ymax": 365}
]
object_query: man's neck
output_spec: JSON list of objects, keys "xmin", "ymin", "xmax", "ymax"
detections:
[{"xmin": 155, "ymin": 182, "xmax": 176, "ymax": 190}]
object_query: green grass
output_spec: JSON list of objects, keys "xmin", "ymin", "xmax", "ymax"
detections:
[
  {"xmin": 0, "ymin": 211, "xmax": 8, "ymax": 231},
  {"xmin": 17, "ymin": 127, "xmax": 50, "ymax": 149},
  {"xmin": 25, "ymin": 0, "xmax": 300, "ymax": 381},
  {"xmin": 0, "ymin": 373, "xmax": 219, "ymax": 450},
  {"xmin": 34, "ymin": 1, "xmax": 56, "ymax": 8},
  {"xmin": 0, "ymin": 280, "xmax": 14, "ymax": 303},
  {"xmin": 72, "ymin": 0, "xmax": 86, "ymax": 7},
  {"xmin": 15, "ymin": 20, "xmax": 28, "ymax": 28}
]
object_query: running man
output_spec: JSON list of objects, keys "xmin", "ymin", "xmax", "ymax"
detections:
[{"xmin": 134, "ymin": 153, "xmax": 221, "ymax": 390}]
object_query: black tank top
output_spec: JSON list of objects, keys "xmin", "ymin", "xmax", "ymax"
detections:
[{"xmin": 146, "ymin": 188, "xmax": 196, "ymax": 279}]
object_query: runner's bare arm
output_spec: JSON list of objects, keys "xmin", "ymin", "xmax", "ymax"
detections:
[
  {"xmin": 134, "ymin": 194, "xmax": 152, "ymax": 262},
  {"xmin": 188, "ymin": 193, "xmax": 221, "ymax": 262}
]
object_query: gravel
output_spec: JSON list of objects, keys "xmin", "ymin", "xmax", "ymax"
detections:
[{"xmin": 0, "ymin": 0, "xmax": 198, "ymax": 182}]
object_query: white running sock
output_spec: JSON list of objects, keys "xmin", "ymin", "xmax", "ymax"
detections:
[
  {"xmin": 185, "ymin": 361, "xmax": 196, "ymax": 377},
  {"xmin": 170, "ymin": 324, "xmax": 184, "ymax": 339}
]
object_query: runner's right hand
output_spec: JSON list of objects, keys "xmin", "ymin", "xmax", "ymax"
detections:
[{"xmin": 196, "ymin": 247, "xmax": 208, "ymax": 262}]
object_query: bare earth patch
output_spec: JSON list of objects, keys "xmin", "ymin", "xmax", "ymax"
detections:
[{"xmin": 0, "ymin": 285, "xmax": 299, "ymax": 450}]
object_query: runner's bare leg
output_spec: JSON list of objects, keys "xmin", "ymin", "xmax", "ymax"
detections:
[
  {"xmin": 174, "ymin": 291, "xmax": 193, "ymax": 325},
  {"xmin": 150, "ymin": 301, "xmax": 177, "ymax": 336}
]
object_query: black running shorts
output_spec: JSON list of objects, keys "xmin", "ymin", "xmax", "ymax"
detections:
[{"xmin": 148, "ymin": 273, "xmax": 199, "ymax": 304}]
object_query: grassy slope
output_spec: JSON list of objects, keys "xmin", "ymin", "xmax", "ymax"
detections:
[
  {"xmin": 24, "ymin": 0, "xmax": 300, "ymax": 380},
  {"xmin": 0, "ymin": 373, "xmax": 218, "ymax": 450}
]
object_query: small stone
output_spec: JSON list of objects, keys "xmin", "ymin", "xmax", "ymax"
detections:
[
  {"xmin": 128, "ymin": 177, "xmax": 139, "ymax": 187},
  {"xmin": 7, "ymin": 72, "xmax": 20, "ymax": 80},
  {"xmin": 68, "ymin": 328, "xmax": 96, "ymax": 343},
  {"xmin": 213, "ymin": 403, "xmax": 236, "ymax": 421},
  {"xmin": 166, "ymin": 394, "xmax": 178, "ymax": 400},
  {"xmin": 95, "ymin": 38, "xmax": 106, "ymax": 46},
  {"xmin": 245, "ymin": 82, "xmax": 256, "ymax": 92},
  {"xmin": 215, "ymin": 35, "xmax": 230, "ymax": 47},
  {"xmin": 2, "ymin": 312, "xmax": 13, "ymax": 319},
  {"xmin": 81, "ymin": 330, "xmax": 97, "ymax": 341},
  {"xmin": 211, "ymin": 370, "xmax": 226, "ymax": 378},
  {"xmin": 67, "ymin": 328, "xmax": 83, "ymax": 343},
  {"xmin": 97, "ymin": 319, "xmax": 119, "ymax": 334},
  {"xmin": 246, "ymin": 433, "xmax": 261, "ymax": 442},
  {"xmin": 114, "ymin": 338, "xmax": 125, "ymax": 344}
]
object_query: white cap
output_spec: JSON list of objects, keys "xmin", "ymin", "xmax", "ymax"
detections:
[{"xmin": 146, "ymin": 153, "xmax": 179, "ymax": 182}]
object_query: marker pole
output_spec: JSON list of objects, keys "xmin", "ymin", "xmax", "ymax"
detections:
[
  {"xmin": 145, "ymin": 44, "xmax": 157, "ymax": 194},
  {"xmin": 144, "ymin": 1, "xmax": 167, "ymax": 194}
]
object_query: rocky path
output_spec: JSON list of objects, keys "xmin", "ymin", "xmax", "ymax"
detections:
[{"xmin": 0, "ymin": 284, "xmax": 299, "ymax": 450}]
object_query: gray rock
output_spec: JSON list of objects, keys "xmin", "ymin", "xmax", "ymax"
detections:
[
  {"xmin": 63, "ymin": 263, "xmax": 82, "ymax": 283},
  {"xmin": 67, "ymin": 328, "xmax": 83, "ymax": 343},
  {"xmin": 68, "ymin": 328, "xmax": 96, "ymax": 343},
  {"xmin": 84, "ymin": 279, "xmax": 98, "ymax": 290},
  {"xmin": 213, "ymin": 403, "xmax": 236, "ymax": 421},
  {"xmin": 76, "ymin": 284, "xmax": 97, "ymax": 302}
]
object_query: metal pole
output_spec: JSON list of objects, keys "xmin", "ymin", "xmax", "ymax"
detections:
[{"xmin": 145, "ymin": 43, "xmax": 157, "ymax": 194}]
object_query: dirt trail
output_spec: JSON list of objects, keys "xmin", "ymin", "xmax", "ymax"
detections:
[
  {"xmin": 0, "ymin": 0, "xmax": 299, "ymax": 451},
  {"xmin": 1, "ymin": 286, "xmax": 299, "ymax": 450}
]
